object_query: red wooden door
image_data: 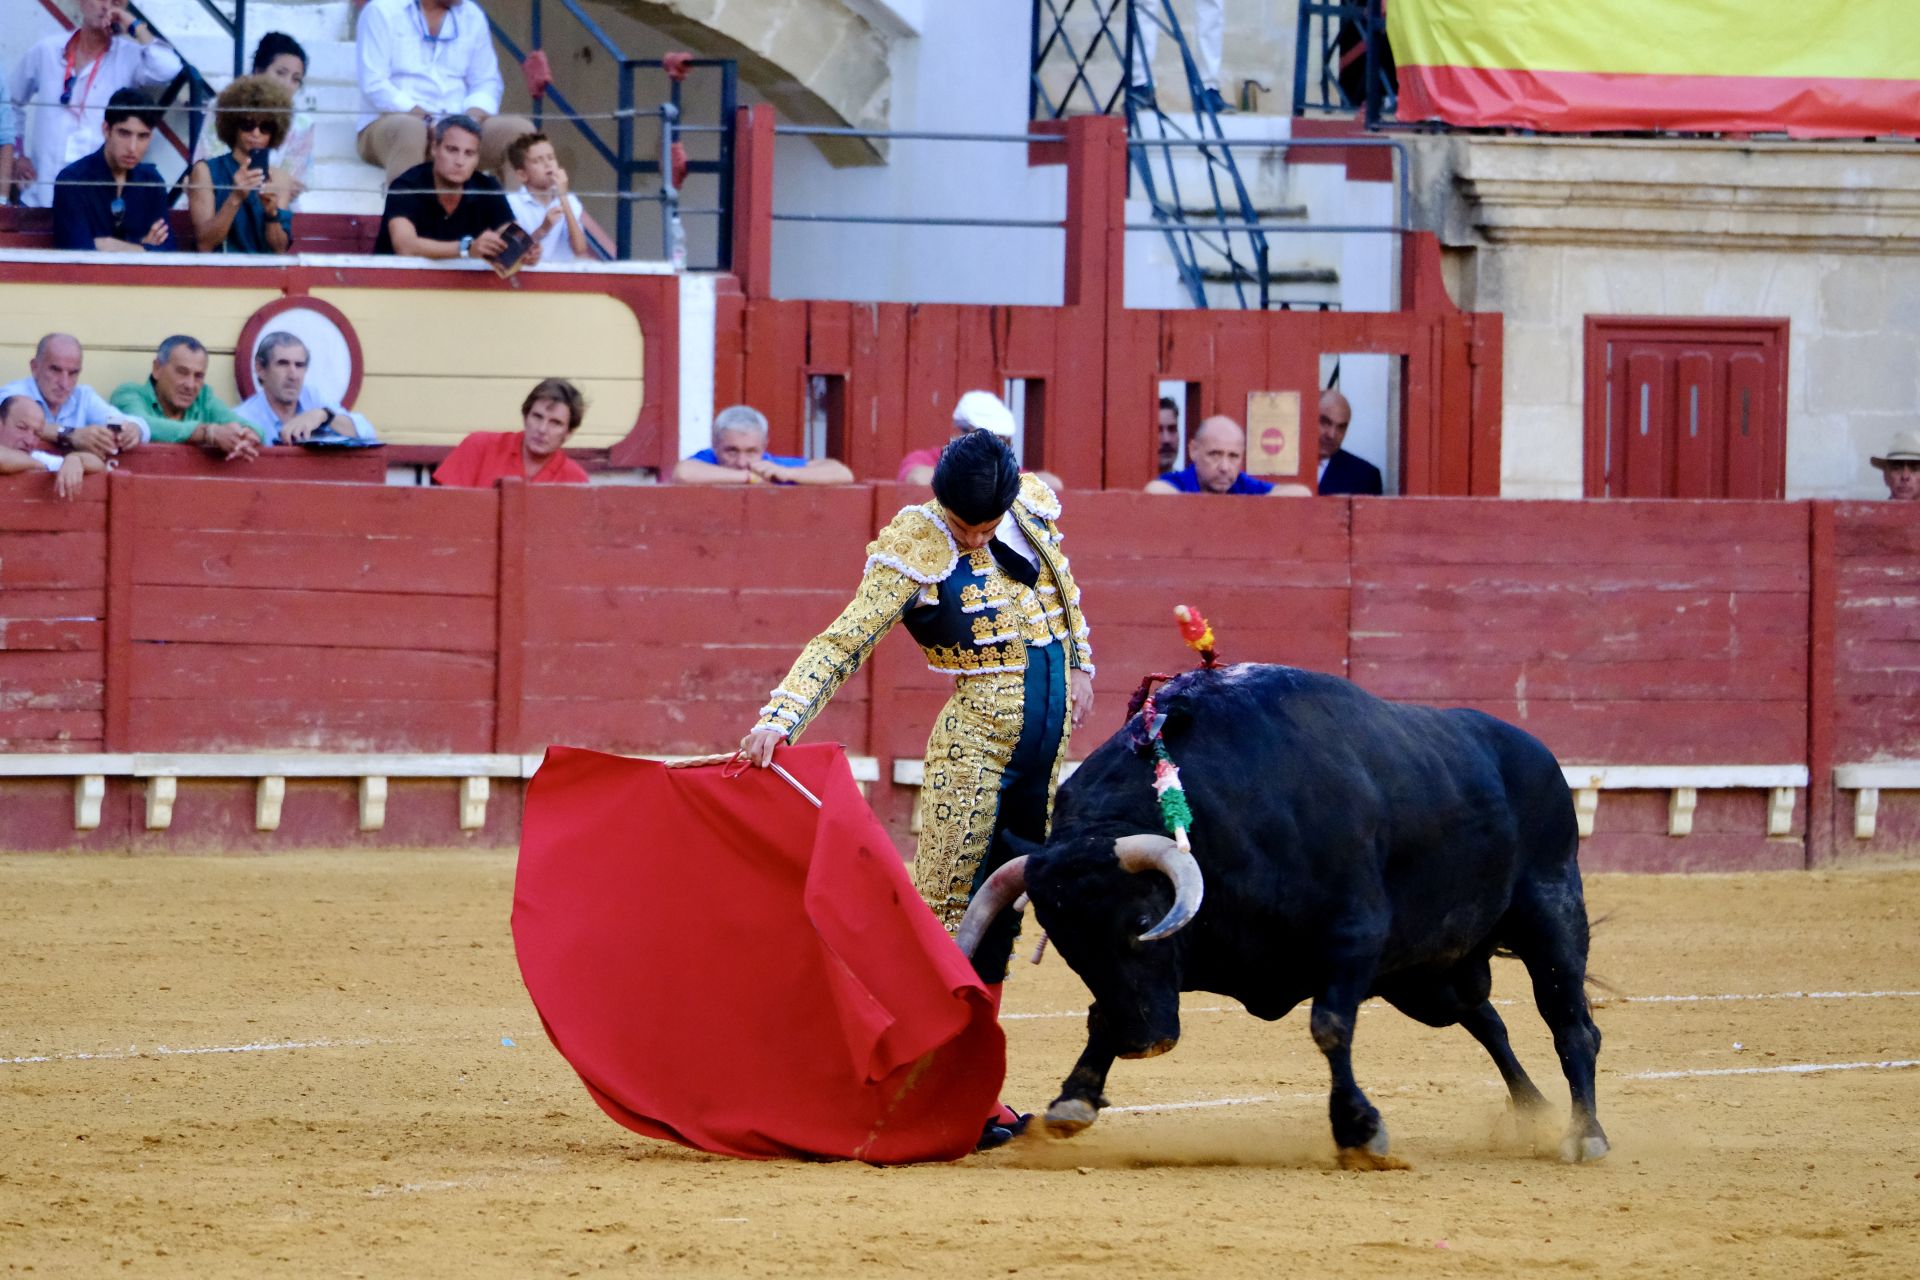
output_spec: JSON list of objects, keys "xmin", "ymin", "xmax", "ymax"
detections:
[{"xmin": 1584, "ymin": 318, "xmax": 1788, "ymax": 498}]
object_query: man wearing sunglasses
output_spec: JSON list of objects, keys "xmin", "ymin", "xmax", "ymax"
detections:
[
  {"xmin": 11, "ymin": 0, "xmax": 182, "ymax": 208},
  {"xmin": 51, "ymin": 89, "xmax": 172, "ymax": 252}
]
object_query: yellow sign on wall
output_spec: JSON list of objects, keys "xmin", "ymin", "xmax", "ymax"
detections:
[{"xmin": 1245, "ymin": 390, "xmax": 1300, "ymax": 478}]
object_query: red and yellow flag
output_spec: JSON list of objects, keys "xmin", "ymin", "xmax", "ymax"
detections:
[{"xmin": 1389, "ymin": 0, "xmax": 1920, "ymax": 137}]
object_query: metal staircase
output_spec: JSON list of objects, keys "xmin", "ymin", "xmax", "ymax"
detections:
[{"xmin": 1029, "ymin": 0, "xmax": 1275, "ymax": 309}]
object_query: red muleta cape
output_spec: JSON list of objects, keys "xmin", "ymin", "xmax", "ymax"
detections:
[{"xmin": 513, "ymin": 743, "xmax": 1006, "ymax": 1163}]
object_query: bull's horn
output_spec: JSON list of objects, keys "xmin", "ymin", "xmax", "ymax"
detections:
[
  {"xmin": 954, "ymin": 857, "xmax": 1030, "ymax": 957},
  {"xmin": 1114, "ymin": 834, "xmax": 1204, "ymax": 941}
]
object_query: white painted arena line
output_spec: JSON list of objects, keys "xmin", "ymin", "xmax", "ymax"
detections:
[
  {"xmin": 1003, "ymin": 988, "xmax": 1920, "ymax": 1021},
  {"xmin": 1, "ymin": 1036, "xmax": 386, "ymax": 1065},
  {"xmin": 5, "ymin": 988, "xmax": 1916, "ymax": 1073},
  {"xmin": 1622, "ymin": 1058, "xmax": 1920, "ymax": 1081}
]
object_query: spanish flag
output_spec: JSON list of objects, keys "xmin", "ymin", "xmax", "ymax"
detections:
[{"xmin": 1390, "ymin": 0, "xmax": 1920, "ymax": 138}]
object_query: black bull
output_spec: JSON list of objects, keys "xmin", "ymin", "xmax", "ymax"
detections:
[{"xmin": 956, "ymin": 664, "xmax": 1609, "ymax": 1166}]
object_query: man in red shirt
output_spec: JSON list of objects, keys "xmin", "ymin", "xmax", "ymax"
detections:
[{"xmin": 434, "ymin": 378, "xmax": 590, "ymax": 486}]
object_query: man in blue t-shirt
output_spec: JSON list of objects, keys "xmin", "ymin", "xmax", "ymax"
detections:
[
  {"xmin": 51, "ymin": 89, "xmax": 174, "ymax": 252},
  {"xmin": 1147, "ymin": 415, "xmax": 1307, "ymax": 496},
  {"xmin": 671, "ymin": 404, "xmax": 854, "ymax": 486}
]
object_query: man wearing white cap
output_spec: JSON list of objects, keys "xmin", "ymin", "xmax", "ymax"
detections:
[
  {"xmin": 896, "ymin": 390, "xmax": 1064, "ymax": 490},
  {"xmin": 1871, "ymin": 431, "xmax": 1920, "ymax": 501},
  {"xmin": 897, "ymin": 390, "xmax": 1015, "ymax": 484}
]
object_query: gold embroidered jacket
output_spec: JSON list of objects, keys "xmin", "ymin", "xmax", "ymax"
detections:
[{"xmin": 755, "ymin": 474, "xmax": 1093, "ymax": 741}]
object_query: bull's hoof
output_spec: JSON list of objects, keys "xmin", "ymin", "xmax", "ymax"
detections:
[
  {"xmin": 1560, "ymin": 1132, "xmax": 1610, "ymax": 1164},
  {"xmin": 1336, "ymin": 1147, "xmax": 1412, "ymax": 1172},
  {"xmin": 1042, "ymin": 1098, "xmax": 1099, "ymax": 1137}
]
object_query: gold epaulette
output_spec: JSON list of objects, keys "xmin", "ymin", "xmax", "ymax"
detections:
[
  {"xmin": 865, "ymin": 503, "xmax": 959, "ymax": 585},
  {"xmin": 1016, "ymin": 472, "xmax": 1062, "ymax": 522}
]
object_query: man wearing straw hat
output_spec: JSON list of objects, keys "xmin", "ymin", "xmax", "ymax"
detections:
[{"xmin": 1871, "ymin": 431, "xmax": 1920, "ymax": 501}]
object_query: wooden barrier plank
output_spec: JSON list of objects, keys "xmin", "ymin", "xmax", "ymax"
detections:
[
  {"xmin": 1356, "ymin": 656, "xmax": 1808, "ymax": 703},
  {"xmin": 0, "ymin": 709, "xmax": 103, "ymax": 745},
  {"xmin": 131, "ymin": 530, "xmax": 497, "ymax": 594},
  {"xmin": 130, "ymin": 644, "xmax": 495, "ymax": 701},
  {"xmin": 1353, "ymin": 590, "xmax": 1808, "ymax": 639},
  {"xmin": 905, "ymin": 306, "xmax": 961, "ymax": 451},
  {"xmin": 130, "ymin": 586, "xmax": 496, "ymax": 652},
  {"xmin": 0, "ymin": 532, "xmax": 109, "ymax": 589},
  {"xmin": 743, "ymin": 300, "xmax": 809, "ymax": 453},
  {"xmin": 128, "ymin": 476, "xmax": 497, "ymax": 540},
  {"xmin": 1355, "ymin": 503, "xmax": 1808, "ymax": 568},
  {"xmin": 1439, "ymin": 699, "xmax": 1807, "ymax": 764},
  {"xmin": 0, "ymin": 672, "xmax": 106, "ymax": 711},
  {"xmin": 0, "ymin": 479, "xmax": 109, "ymax": 531},
  {"xmin": 128, "ymin": 699, "xmax": 495, "ymax": 752},
  {"xmin": 524, "ymin": 644, "xmax": 858, "ymax": 702},
  {"xmin": 521, "ymin": 587, "xmax": 855, "ymax": 646},
  {"xmin": 519, "ymin": 696, "xmax": 868, "ymax": 755},
  {"xmin": 0, "ymin": 587, "xmax": 107, "ymax": 620},
  {"xmin": 1359, "ymin": 561, "xmax": 1804, "ymax": 594},
  {"xmin": 0, "ymin": 618, "xmax": 102, "ymax": 652}
]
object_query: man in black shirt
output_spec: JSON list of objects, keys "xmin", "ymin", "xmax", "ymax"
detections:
[{"xmin": 373, "ymin": 114, "xmax": 537, "ymax": 264}]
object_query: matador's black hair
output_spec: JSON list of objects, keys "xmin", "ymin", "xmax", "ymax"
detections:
[{"xmin": 932, "ymin": 428, "xmax": 1020, "ymax": 525}]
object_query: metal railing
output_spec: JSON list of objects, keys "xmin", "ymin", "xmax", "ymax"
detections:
[
  {"xmin": 1292, "ymin": 0, "xmax": 1395, "ymax": 124},
  {"xmin": 122, "ymin": 0, "xmax": 242, "ymax": 184},
  {"xmin": 1029, "ymin": 0, "xmax": 1273, "ymax": 309},
  {"xmin": 488, "ymin": 0, "xmax": 737, "ymax": 264}
]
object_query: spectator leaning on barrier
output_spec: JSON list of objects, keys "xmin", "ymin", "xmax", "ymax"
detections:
[
  {"xmin": 10, "ymin": 0, "xmax": 183, "ymax": 208},
  {"xmin": 506, "ymin": 132, "xmax": 588, "ymax": 264},
  {"xmin": 375, "ymin": 114, "xmax": 530, "ymax": 264},
  {"xmin": 111, "ymin": 335, "xmax": 260, "ymax": 461},
  {"xmin": 186, "ymin": 76, "xmax": 295, "ymax": 255},
  {"xmin": 1872, "ymin": 431, "xmax": 1920, "ymax": 501},
  {"xmin": 355, "ymin": 0, "xmax": 534, "ymax": 184},
  {"xmin": 235, "ymin": 332, "xmax": 379, "ymax": 446},
  {"xmin": 0, "ymin": 394, "xmax": 104, "ymax": 500},
  {"xmin": 1146, "ymin": 414, "xmax": 1309, "ymax": 497},
  {"xmin": 895, "ymin": 389, "xmax": 1065, "ymax": 490},
  {"xmin": 51, "ymin": 89, "xmax": 172, "ymax": 252},
  {"xmin": 1315, "ymin": 388, "xmax": 1385, "ymax": 496},
  {"xmin": 0, "ymin": 333, "xmax": 148, "ymax": 459},
  {"xmin": 434, "ymin": 378, "xmax": 590, "ymax": 486},
  {"xmin": 673, "ymin": 404, "xmax": 855, "ymax": 486}
]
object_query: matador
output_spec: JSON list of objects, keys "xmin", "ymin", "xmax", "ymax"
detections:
[{"xmin": 741, "ymin": 429, "xmax": 1095, "ymax": 987}]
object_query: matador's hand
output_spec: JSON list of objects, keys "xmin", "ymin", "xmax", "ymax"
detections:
[
  {"xmin": 740, "ymin": 727, "xmax": 786, "ymax": 767},
  {"xmin": 1069, "ymin": 669, "xmax": 1095, "ymax": 729}
]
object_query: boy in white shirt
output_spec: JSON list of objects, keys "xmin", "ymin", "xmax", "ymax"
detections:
[{"xmin": 505, "ymin": 132, "xmax": 588, "ymax": 264}]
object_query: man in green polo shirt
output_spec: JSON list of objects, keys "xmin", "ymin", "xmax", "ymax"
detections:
[{"xmin": 111, "ymin": 335, "xmax": 261, "ymax": 460}]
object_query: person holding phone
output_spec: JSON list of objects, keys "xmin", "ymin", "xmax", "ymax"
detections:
[{"xmin": 186, "ymin": 76, "xmax": 294, "ymax": 254}]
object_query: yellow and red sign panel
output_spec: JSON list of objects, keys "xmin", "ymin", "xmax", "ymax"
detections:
[{"xmin": 1389, "ymin": 0, "xmax": 1920, "ymax": 137}]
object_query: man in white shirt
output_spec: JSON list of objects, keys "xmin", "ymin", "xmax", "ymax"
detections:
[
  {"xmin": 10, "ymin": 0, "xmax": 183, "ymax": 208},
  {"xmin": 233, "ymin": 332, "xmax": 379, "ymax": 447},
  {"xmin": 0, "ymin": 333, "xmax": 148, "ymax": 460},
  {"xmin": 355, "ymin": 0, "xmax": 533, "ymax": 183}
]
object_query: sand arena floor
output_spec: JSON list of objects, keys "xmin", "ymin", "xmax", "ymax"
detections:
[{"xmin": 2, "ymin": 853, "xmax": 1918, "ymax": 1278}]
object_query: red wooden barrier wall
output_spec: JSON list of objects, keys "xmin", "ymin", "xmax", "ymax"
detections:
[
  {"xmin": 719, "ymin": 112, "xmax": 1502, "ymax": 495},
  {"xmin": 6, "ymin": 472, "xmax": 1920, "ymax": 869},
  {"xmin": 0, "ymin": 484, "xmax": 108, "ymax": 751}
]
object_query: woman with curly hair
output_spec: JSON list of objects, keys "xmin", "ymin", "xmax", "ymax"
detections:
[{"xmin": 185, "ymin": 75, "xmax": 294, "ymax": 253}]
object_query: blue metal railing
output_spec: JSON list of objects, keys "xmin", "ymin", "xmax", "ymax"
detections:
[
  {"xmin": 125, "ymin": 0, "xmax": 244, "ymax": 185},
  {"xmin": 1029, "ymin": 0, "xmax": 1272, "ymax": 310},
  {"xmin": 489, "ymin": 0, "xmax": 737, "ymax": 264},
  {"xmin": 1292, "ymin": 0, "xmax": 1394, "ymax": 124}
]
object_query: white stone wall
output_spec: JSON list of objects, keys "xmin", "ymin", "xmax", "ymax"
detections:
[{"xmin": 1417, "ymin": 137, "xmax": 1920, "ymax": 501}]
